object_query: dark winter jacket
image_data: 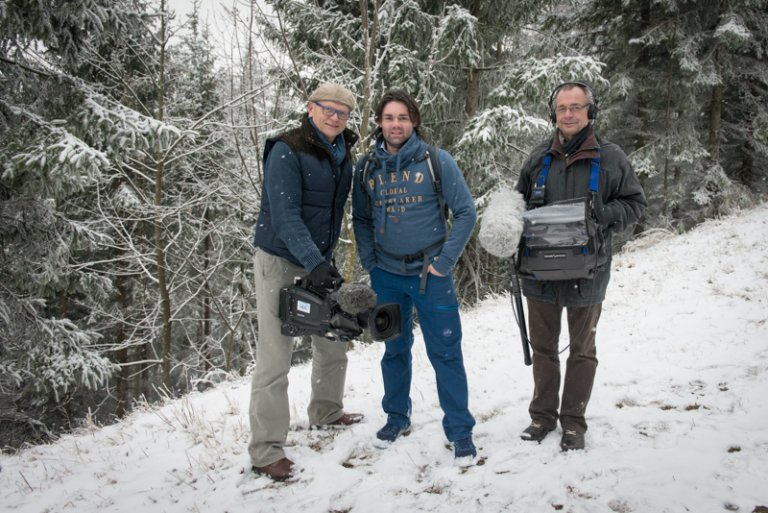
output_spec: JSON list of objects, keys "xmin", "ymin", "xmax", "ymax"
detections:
[
  {"xmin": 252, "ymin": 115, "xmax": 358, "ymax": 271},
  {"xmin": 352, "ymin": 134, "xmax": 476, "ymax": 276},
  {"xmin": 515, "ymin": 126, "xmax": 646, "ymax": 306}
]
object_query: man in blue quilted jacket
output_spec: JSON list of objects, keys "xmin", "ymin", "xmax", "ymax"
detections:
[
  {"xmin": 249, "ymin": 83, "xmax": 362, "ymax": 481},
  {"xmin": 352, "ymin": 89, "xmax": 478, "ymax": 463}
]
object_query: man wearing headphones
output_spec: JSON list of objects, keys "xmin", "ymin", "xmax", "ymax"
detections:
[{"xmin": 515, "ymin": 82, "xmax": 646, "ymax": 451}]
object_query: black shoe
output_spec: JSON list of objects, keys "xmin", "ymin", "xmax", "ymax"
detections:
[
  {"xmin": 374, "ymin": 421, "xmax": 412, "ymax": 448},
  {"xmin": 453, "ymin": 437, "xmax": 477, "ymax": 459},
  {"xmin": 560, "ymin": 430, "xmax": 585, "ymax": 451},
  {"xmin": 520, "ymin": 422, "xmax": 555, "ymax": 443}
]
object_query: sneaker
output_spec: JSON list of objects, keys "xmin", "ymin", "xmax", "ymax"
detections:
[
  {"xmin": 560, "ymin": 430, "xmax": 585, "ymax": 451},
  {"xmin": 374, "ymin": 422, "xmax": 412, "ymax": 446},
  {"xmin": 453, "ymin": 437, "xmax": 477, "ymax": 459},
  {"xmin": 310, "ymin": 412, "xmax": 364, "ymax": 430},
  {"xmin": 520, "ymin": 421, "xmax": 555, "ymax": 443},
  {"xmin": 252, "ymin": 457, "xmax": 294, "ymax": 481}
]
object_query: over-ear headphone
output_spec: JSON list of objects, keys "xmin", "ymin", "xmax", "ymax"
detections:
[{"xmin": 548, "ymin": 81, "xmax": 599, "ymax": 123}]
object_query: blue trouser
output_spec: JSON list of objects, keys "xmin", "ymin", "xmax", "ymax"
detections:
[{"xmin": 370, "ymin": 267, "xmax": 475, "ymax": 442}]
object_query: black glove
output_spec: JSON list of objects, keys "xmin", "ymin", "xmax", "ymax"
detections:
[
  {"xmin": 591, "ymin": 192, "xmax": 611, "ymax": 227},
  {"xmin": 306, "ymin": 261, "xmax": 341, "ymax": 291}
]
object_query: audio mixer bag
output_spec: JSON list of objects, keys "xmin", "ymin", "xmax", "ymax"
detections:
[{"xmin": 516, "ymin": 198, "xmax": 608, "ymax": 281}]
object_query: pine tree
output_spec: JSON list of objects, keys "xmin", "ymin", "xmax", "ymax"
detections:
[
  {"xmin": 0, "ymin": 0, "xmax": 258, "ymax": 443},
  {"xmin": 569, "ymin": 0, "xmax": 768, "ymax": 228},
  {"xmin": 0, "ymin": 0, "xmax": 149, "ymax": 443}
]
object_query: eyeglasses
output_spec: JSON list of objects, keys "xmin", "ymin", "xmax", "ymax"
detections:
[
  {"xmin": 555, "ymin": 103, "xmax": 590, "ymax": 115},
  {"xmin": 313, "ymin": 102, "xmax": 351, "ymax": 121}
]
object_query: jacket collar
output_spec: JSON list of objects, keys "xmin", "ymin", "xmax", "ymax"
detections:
[
  {"xmin": 265, "ymin": 114, "xmax": 358, "ymax": 165},
  {"xmin": 550, "ymin": 125, "xmax": 599, "ymax": 167},
  {"xmin": 373, "ymin": 133, "xmax": 426, "ymax": 165},
  {"xmin": 302, "ymin": 114, "xmax": 359, "ymax": 154}
]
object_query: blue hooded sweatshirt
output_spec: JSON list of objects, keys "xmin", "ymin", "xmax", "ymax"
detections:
[{"xmin": 352, "ymin": 134, "xmax": 476, "ymax": 276}]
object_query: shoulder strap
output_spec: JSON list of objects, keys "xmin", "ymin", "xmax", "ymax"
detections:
[
  {"xmin": 588, "ymin": 149, "xmax": 601, "ymax": 193},
  {"xmin": 531, "ymin": 148, "xmax": 601, "ymax": 206},
  {"xmin": 536, "ymin": 153, "xmax": 553, "ymax": 188}
]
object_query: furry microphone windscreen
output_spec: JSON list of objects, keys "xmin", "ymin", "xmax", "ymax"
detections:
[
  {"xmin": 335, "ymin": 283, "xmax": 378, "ymax": 315},
  {"xmin": 478, "ymin": 187, "xmax": 527, "ymax": 258}
]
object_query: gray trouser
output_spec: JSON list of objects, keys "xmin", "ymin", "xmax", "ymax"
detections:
[
  {"xmin": 526, "ymin": 298, "xmax": 602, "ymax": 434},
  {"xmin": 248, "ymin": 249, "xmax": 348, "ymax": 467}
]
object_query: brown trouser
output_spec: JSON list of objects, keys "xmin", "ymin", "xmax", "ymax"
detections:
[
  {"xmin": 248, "ymin": 249, "xmax": 348, "ymax": 467},
  {"xmin": 526, "ymin": 298, "xmax": 602, "ymax": 434}
]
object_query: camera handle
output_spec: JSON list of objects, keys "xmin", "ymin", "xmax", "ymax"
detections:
[{"xmin": 295, "ymin": 275, "xmax": 343, "ymax": 297}]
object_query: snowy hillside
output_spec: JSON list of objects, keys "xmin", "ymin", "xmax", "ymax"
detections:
[{"xmin": 2, "ymin": 204, "xmax": 767, "ymax": 513}]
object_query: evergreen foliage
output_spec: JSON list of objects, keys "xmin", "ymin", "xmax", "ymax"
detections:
[
  {"xmin": 568, "ymin": 0, "xmax": 768, "ymax": 227},
  {"xmin": 0, "ymin": 0, "xmax": 766, "ymax": 446},
  {"xmin": 1, "ymin": 0, "xmax": 258, "ymax": 445},
  {"xmin": 1, "ymin": 0, "xmax": 140, "ymax": 444}
]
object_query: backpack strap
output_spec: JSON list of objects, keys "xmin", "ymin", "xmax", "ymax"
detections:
[
  {"xmin": 358, "ymin": 151, "xmax": 377, "ymax": 215},
  {"xmin": 424, "ymin": 145, "xmax": 448, "ymax": 224}
]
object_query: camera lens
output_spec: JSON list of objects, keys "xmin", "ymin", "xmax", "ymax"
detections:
[
  {"xmin": 374, "ymin": 311, "xmax": 392, "ymax": 331},
  {"xmin": 369, "ymin": 303, "xmax": 402, "ymax": 341}
]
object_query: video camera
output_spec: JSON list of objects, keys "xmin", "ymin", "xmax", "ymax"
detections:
[{"xmin": 278, "ymin": 278, "xmax": 402, "ymax": 342}]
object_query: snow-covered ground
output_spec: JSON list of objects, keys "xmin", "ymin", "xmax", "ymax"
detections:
[{"xmin": 2, "ymin": 204, "xmax": 767, "ymax": 513}]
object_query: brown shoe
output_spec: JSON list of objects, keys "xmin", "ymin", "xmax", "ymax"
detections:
[
  {"xmin": 311, "ymin": 412, "xmax": 364, "ymax": 430},
  {"xmin": 329, "ymin": 412, "xmax": 364, "ymax": 426},
  {"xmin": 252, "ymin": 457, "xmax": 294, "ymax": 481}
]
